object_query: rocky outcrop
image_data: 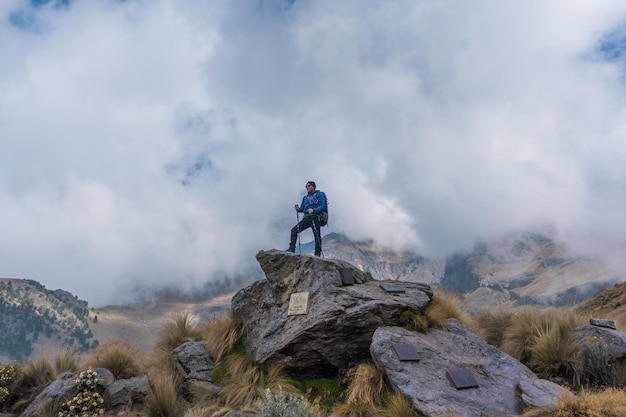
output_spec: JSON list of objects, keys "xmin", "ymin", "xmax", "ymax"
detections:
[
  {"xmin": 18, "ymin": 368, "xmax": 116, "ymax": 417},
  {"xmin": 230, "ymin": 250, "xmax": 574, "ymax": 416},
  {"xmin": 231, "ymin": 250, "xmax": 433, "ymax": 378},
  {"xmin": 174, "ymin": 341, "xmax": 221, "ymax": 395},
  {"xmin": 370, "ymin": 322, "xmax": 572, "ymax": 417}
]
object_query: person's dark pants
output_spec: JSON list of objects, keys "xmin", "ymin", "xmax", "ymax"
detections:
[{"xmin": 289, "ymin": 214, "xmax": 322, "ymax": 256}]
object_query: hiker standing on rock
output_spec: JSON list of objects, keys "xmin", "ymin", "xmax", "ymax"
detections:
[{"xmin": 287, "ymin": 181, "xmax": 326, "ymax": 257}]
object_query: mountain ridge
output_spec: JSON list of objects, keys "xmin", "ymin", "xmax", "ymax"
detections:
[{"xmin": 1, "ymin": 229, "xmax": 623, "ymax": 361}]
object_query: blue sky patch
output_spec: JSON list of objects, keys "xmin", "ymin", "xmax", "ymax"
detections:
[
  {"xmin": 597, "ymin": 24, "xmax": 626, "ymax": 62},
  {"xmin": 31, "ymin": 0, "xmax": 70, "ymax": 8},
  {"xmin": 8, "ymin": 9, "xmax": 38, "ymax": 32}
]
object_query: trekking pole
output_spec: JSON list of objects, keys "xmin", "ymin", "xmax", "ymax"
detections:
[
  {"xmin": 311, "ymin": 214, "xmax": 323, "ymax": 258},
  {"xmin": 296, "ymin": 211, "xmax": 302, "ymax": 254}
]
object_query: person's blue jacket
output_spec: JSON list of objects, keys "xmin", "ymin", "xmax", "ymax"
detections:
[{"xmin": 298, "ymin": 189, "xmax": 326, "ymax": 216}]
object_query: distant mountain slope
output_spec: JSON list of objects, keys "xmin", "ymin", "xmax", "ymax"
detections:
[
  {"xmin": 315, "ymin": 231, "xmax": 622, "ymax": 312},
  {"xmin": 303, "ymin": 232, "xmax": 444, "ymax": 284},
  {"xmin": 0, "ymin": 278, "xmax": 97, "ymax": 362},
  {"xmin": 88, "ymin": 293, "xmax": 232, "ymax": 352},
  {"xmin": 441, "ymin": 231, "xmax": 623, "ymax": 312},
  {"xmin": 576, "ymin": 281, "xmax": 626, "ymax": 327}
]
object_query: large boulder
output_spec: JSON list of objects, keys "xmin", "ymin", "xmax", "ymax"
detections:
[
  {"xmin": 174, "ymin": 341, "xmax": 221, "ymax": 395},
  {"xmin": 572, "ymin": 322, "xmax": 626, "ymax": 386},
  {"xmin": 231, "ymin": 250, "xmax": 432, "ymax": 378},
  {"xmin": 370, "ymin": 322, "xmax": 573, "ymax": 417},
  {"xmin": 18, "ymin": 368, "xmax": 115, "ymax": 417}
]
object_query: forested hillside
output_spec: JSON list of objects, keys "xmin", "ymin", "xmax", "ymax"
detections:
[{"xmin": 0, "ymin": 279, "xmax": 98, "ymax": 361}]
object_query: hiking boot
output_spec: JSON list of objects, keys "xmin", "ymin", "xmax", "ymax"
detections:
[
  {"xmin": 286, "ymin": 247, "xmax": 295, "ymax": 253},
  {"xmin": 314, "ymin": 251, "xmax": 321, "ymax": 257}
]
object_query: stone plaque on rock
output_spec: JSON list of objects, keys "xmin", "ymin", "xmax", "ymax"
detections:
[
  {"xmin": 288, "ymin": 292, "xmax": 310, "ymax": 316},
  {"xmin": 446, "ymin": 369, "xmax": 479, "ymax": 390},
  {"xmin": 380, "ymin": 283, "xmax": 405, "ymax": 293},
  {"xmin": 392, "ymin": 343, "xmax": 420, "ymax": 361},
  {"xmin": 339, "ymin": 268, "xmax": 354, "ymax": 286},
  {"xmin": 590, "ymin": 318, "xmax": 616, "ymax": 330}
]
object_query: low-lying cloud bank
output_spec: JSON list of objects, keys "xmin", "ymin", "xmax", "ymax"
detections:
[{"xmin": 1, "ymin": 0, "xmax": 626, "ymax": 305}]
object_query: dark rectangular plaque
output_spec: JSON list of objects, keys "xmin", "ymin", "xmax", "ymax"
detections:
[
  {"xmin": 446, "ymin": 369, "xmax": 479, "ymax": 390},
  {"xmin": 339, "ymin": 268, "xmax": 354, "ymax": 286},
  {"xmin": 380, "ymin": 283, "xmax": 405, "ymax": 293},
  {"xmin": 392, "ymin": 343, "xmax": 420, "ymax": 361}
]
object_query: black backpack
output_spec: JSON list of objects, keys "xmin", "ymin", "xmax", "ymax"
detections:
[{"xmin": 318, "ymin": 191, "xmax": 329, "ymax": 226}]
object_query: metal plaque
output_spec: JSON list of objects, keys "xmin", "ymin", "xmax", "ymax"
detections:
[
  {"xmin": 380, "ymin": 283, "xmax": 405, "ymax": 293},
  {"xmin": 288, "ymin": 292, "xmax": 310, "ymax": 316},
  {"xmin": 392, "ymin": 343, "xmax": 421, "ymax": 361},
  {"xmin": 446, "ymin": 369, "xmax": 479, "ymax": 390},
  {"xmin": 339, "ymin": 268, "xmax": 354, "ymax": 286}
]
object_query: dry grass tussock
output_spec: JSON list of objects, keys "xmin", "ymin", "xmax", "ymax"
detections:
[
  {"xmin": 330, "ymin": 401, "xmax": 380, "ymax": 417},
  {"xmin": 202, "ymin": 311, "xmax": 244, "ymax": 364},
  {"xmin": 487, "ymin": 307, "xmax": 585, "ymax": 381},
  {"xmin": 499, "ymin": 308, "xmax": 583, "ymax": 364},
  {"xmin": 399, "ymin": 293, "xmax": 474, "ymax": 333},
  {"xmin": 379, "ymin": 393, "xmax": 420, "ymax": 417},
  {"xmin": 6, "ymin": 355, "xmax": 56, "ymax": 413},
  {"xmin": 87, "ymin": 340, "xmax": 143, "ymax": 379},
  {"xmin": 475, "ymin": 309, "xmax": 514, "ymax": 347},
  {"xmin": 344, "ymin": 364, "xmax": 384, "ymax": 406},
  {"xmin": 523, "ymin": 388, "xmax": 626, "ymax": 417},
  {"xmin": 218, "ymin": 354, "xmax": 296, "ymax": 410},
  {"xmin": 146, "ymin": 370, "xmax": 181, "ymax": 417},
  {"xmin": 425, "ymin": 293, "xmax": 475, "ymax": 330},
  {"xmin": 53, "ymin": 347, "xmax": 80, "ymax": 375},
  {"xmin": 155, "ymin": 312, "xmax": 203, "ymax": 353}
]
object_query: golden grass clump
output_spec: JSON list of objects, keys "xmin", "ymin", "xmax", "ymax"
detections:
[
  {"xmin": 202, "ymin": 311, "xmax": 244, "ymax": 364},
  {"xmin": 527, "ymin": 309, "xmax": 581, "ymax": 379},
  {"xmin": 344, "ymin": 364, "xmax": 385, "ymax": 406},
  {"xmin": 425, "ymin": 293, "xmax": 474, "ymax": 330},
  {"xmin": 53, "ymin": 347, "xmax": 80, "ymax": 375},
  {"xmin": 182, "ymin": 405, "xmax": 219, "ymax": 417},
  {"xmin": 330, "ymin": 401, "xmax": 380, "ymax": 417},
  {"xmin": 496, "ymin": 307, "xmax": 584, "ymax": 380},
  {"xmin": 500, "ymin": 307, "xmax": 549, "ymax": 364},
  {"xmin": 379, "ymin": 393, "xmax": 420, "ymax": 417},
  {"xmin": 475, "ymin": 309, "xmax": 514, "ymax": 347},
  {"xmin": 218, "ymin": 356, "xmax": 296, "ymax": 410},
  {"xmin": 523, "ymin": 388, "xmax": 626, "ymax": 417},
  {"xmin": 155, "ymin": 312, "xmax": 203, "ymax": 353},
  {"xmin": 400, "ymin": 293, "xmax": 474, "ymax": 333},
  {"xmin": 146, "ymin": 370, "xmax": 181, "ymax": 417},
  {"xmin": 87, "ymin": 340, "xmax": 143, "ymax": 379},
  {"xmin": 7, "ymin": 356, "xmax": 56, "ymax": 413}
]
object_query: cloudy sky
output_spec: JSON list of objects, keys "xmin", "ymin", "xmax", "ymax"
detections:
[{"xmin": 1, "ymin": 0, "xmax": 626, "ymax": 306}]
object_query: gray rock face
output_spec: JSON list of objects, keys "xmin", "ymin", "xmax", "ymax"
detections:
[
  {"xmin": 231, "ymin": 250, "xmax": 433, "ymax": 378},
  {"xmin": 19, "ymin": 372, "xmax": 78, "ymax": 417},
  {"xmin": 174, "ymin": 341, "xmax": 221, "ymax": 395},
  {"xmin": 104, "ymin": 376, "xmax": 147, "ymax": 408},
  {"xmin": 18, "ymin": 368, "xmax": 137, "ymax": 417},
  {"xmin": 370, "ymin": 321, "xmax": 572, "ymax": 417},
  {"xmin": 573, "ymin": 325, "xmax": 626, "ymax": 358}
]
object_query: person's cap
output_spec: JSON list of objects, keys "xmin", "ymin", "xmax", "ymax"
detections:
[{"xmin": 306, "ymin": 181, "xmax": 316, "ymax": 188}]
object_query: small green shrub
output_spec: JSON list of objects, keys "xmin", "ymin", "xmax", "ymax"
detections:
[
  {"xmin": 258, "ymin": 386, "xmax": 317, "ymax": 417},
  {"xmin": 0, "ymin": 362, "xmax": 18, "ymax": 405},
  {"xmin": 302, "ymin": 379, "xmax": 345, "ymax": 412}
]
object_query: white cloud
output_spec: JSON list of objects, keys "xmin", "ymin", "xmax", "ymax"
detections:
[{"xmin": 1, "ymin": 0, "xmax": 626, "ymax": 305}]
